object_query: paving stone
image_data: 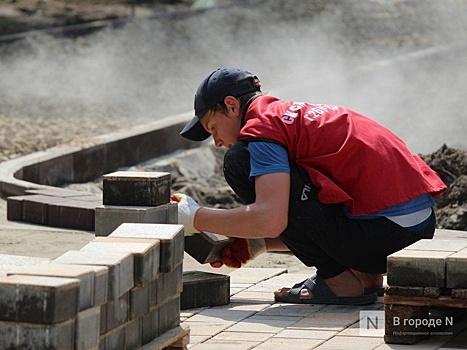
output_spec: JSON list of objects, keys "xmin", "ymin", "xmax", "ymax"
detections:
[
  {"xmin": 404, "ymin": 238, "xmax": 467, "ymax": 252},
  {"xmin": 8, "ymin": 263, "xmax": 95, "ymax": 311},
  {"xmin": 130, "ymin": 283, "xmax": 150, "ymax": 320},
  {"xmin": 5, "ymin": 195, "xmax": 23, "ymax": 221},
  {"xmin": 0, "ymin": 275, "xmax": 79, "ymax": 324},
  {"xmin": 313, "ymin": 335, "xmax": 383, "ymax": 349},
  {"xmin": 102, "ymin": 171, "xmax": 171, "ymax": 206},
  {"xmin": 106, "ymin": 292, "xmax": 130, "ymax": 332},
  {"xmin": 184, "ymin": 232, "xmax": 235, "ymax": 264},
  {"xmin": 156, "ymin": 296, "xmax": 181, "ymax": 336},
  {"xmin": 211, "ymin": 331, "xmax": 274, "ymax": 342},
  {"xmin": 94, "ymin": 203, "xmax": 177, "ymax": 236},
  {"xmin": 99, "ymin": 323, "xmax": 126, "ymax": 350},
  {"xmin": 0, "ymin": 254, "xmax": 50, "ymax": 276},
  {"xmin": 109, "ymin": 223, "xmax": 184, "ymax": 273},
  {"xmin": 53, "ymin": 250, "xmax": 134, "ymax": 300},
  {"xmin": 189, "ymin": 339, "xmax": 261, "ymax": 349},
  {"xmin": 253, "ymin": 337, "xmax": 324, "ymax": 350},
  {"xmin": 8, "ymin": 194, "xmax": 54, "ymax": 225},
  {"xmin": 181, "ymin": 270, "xmax": 230, "ymax": 310},
  {"xmin": 226, "ymin": 315, "xmax": 298, "ymax": 333},
  {"xmin": 181, "ymin": 321, "xmax": 230, "ymax": 337},
  {"xmin": 0, "ymin": 319, "xmax": 75, "ymax": 350},
  {"xmin": 228, "ymin": 268, "xmax": 288, "ymax": 285},
  {"xmin": 82, "ymin": 264, "xmax": 109, "ymax": 308},
  {"xmin": 186, "ymin": 306, "xmax": 255, "ymax": 324},
  {"xmin": 75, "ymin": 306, "xmax": 100, "ymax": 350},
  {"xmin": 140, "ymin": 308, "xmax": 158, "ymax": 345},
  {"xmin": 124, "ymin": 318, "xmax": 142, "ymax": 350},
  {"xmin": 49, "ymin": 199, "xmax": 97, "ymax": 231},
  {"xmin": 81, "ymin": 237, "xmax": 161, "ymax": 286},
  {"xmin": 289, "ymin": 312, "xmax": 359, "ymax": 331},
  {"xmin": 275, "ymin": 328, "xmax": 337, "ymax": 340},
  {"xmin": 387, "ymin": 249, "xmax": 453, "ymax": 287},
  {"xmin": 154, "ymin": 263, "xmax": 183, "ymax": 306},
  {"xmin": 446, "ymin": 247, "xmax": 467, "ymax": 288}
]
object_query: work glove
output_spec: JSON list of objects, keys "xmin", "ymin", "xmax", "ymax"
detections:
[
  {"xmin": 210, "ymin": 238, "xmax": 267, "ymax": 268},
  {"xmin": 170, "ymin": 193, "xmax": 201, "ymax": 236}
]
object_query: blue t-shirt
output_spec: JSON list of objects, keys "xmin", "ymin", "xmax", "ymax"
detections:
[{"xmin": 248, "ymin": 141, "xmax": 434, "ymax": 219}]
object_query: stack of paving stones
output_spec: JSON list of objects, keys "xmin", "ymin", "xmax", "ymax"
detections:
[
  {"xmin": 0, "ymin": 170, "xmax": 189, "ymax": 349},
  {"xmin": 385, "ymin": 237, "xmax": 467, "ymax": 344},
  {"xmin": 94, "ymin": 171, "xmax": 177, "ymax": 236},
  {"xmin": 0, "ymin": 223, "xmax": 187, "ymax": 349},
  {"xmin": 7, "ymin": 188, "xmax": 102, "ymax": 230}
]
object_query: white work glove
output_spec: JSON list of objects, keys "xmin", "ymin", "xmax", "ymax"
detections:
[{"xmin": 170, "ymin": 193, "xmax": 201, "ymax": 236}]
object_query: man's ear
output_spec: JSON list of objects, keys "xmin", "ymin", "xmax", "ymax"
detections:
[{"xmin": 224, "ymin": 96, "xmax": 240, "ymax": 115}]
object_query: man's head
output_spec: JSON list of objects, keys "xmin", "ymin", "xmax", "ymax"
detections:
[{"xmin": 180, "ymin": 66, "xmax": 261, "ymax": 142}]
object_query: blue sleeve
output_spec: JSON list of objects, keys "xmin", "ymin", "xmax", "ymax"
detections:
[{"xmin": 248, "ymin": 141, "xmax": 290, "ymax": 178}]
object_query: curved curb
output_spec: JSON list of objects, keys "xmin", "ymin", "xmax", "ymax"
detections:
[
  {"xmin": 0, "ymin": 112, "xmax": 196, "ymax": 198},
  {"xmin": 0, "ymin": 112, "xmax": 200, "ymax": 231}
]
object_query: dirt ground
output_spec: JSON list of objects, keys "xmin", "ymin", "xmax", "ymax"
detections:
[{"xmin": 0, "ymin": 0, "xmax": 198, "ymax": 35}]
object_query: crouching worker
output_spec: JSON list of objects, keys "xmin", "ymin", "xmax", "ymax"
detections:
[{"xmin": 172, "ymin": 66, "xmax": 446, "ymax": 305}]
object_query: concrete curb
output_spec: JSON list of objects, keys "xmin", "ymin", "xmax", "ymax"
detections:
[
  {"xmin": 0, "ymin": 112, "xmax": 196, "ymax": 198},
  {"xmin": 0, "ymin": 112, "xmax": 199, "ymax": 230}
]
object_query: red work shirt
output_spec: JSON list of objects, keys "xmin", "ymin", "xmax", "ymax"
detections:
[{"xmin": 238, "ymin": 96, "xmax": 446, "ymax": 215}]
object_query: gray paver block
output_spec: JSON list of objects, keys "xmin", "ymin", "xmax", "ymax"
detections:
[
  {"xmin": 156, "ymin": 296, "xmax": 180, "ymax": 337},
  {"xmin": 446, "ymin": 247, "xmax": 467, "ymax": 288},
  {"xmin": 8, "ymin": 263, "xmax": 95, "ymax": 311},
  {"xmin": 130, "ymin": 283, "xmax": 150, "ymax": 320},
  {"xmin": 6, "ymin": 195, "xmax": 23, "ymax": 221},
  {"xmin": 387, "ymin": 249, "xmax": 453, "ymax": 287},
  {"xmin": 0, "ymin": 254, "xmax": 50, "ymax": 276},
  {"xmin": 49, "ymin": 199, "xmax": 96, "ymax": 231},
  {"xmin": 141, "ymin": 309, "xmax": 157, "ymax": 345},
  {"xmin": 102, "ymin": 171, "xmax": 171, "ymax": 206},
  {"xmin": 81, "ymin": 237, "xmax": 161, "ymax": 286},
  {"xmin": 404, "ymin": 238, "xmax": 467, "ymax": 252},
  {"xmin": 109, "ymin": 223, "xmax": 184, "ymax": 273},
  {"xmin": 76, "ymin": 306, "xmax": 100, "ymax": 350},
  {"xmin": 94, "ymin": 203, "xmax": 176, "ymax": 237},
  {"xmin": 184, "ymin": 232, "xmax": 234, "ymax": 264},
  {"xmin": 99, "ymin": 323, "xmax": 125, "ymax": 350},
  {"xmin": 0, "ymin": 319, "xmax": 75, "ymax": 350},
  {"xmin": 84, "ymin": 264, "xmax": 109, "ymax": 308},
  {"xmin": 21, "ymin": 195, "xmax": 52, "ymax": 225},
  {"xmin": 0, "ymin": 275, "xmax": 79, "ymax": 324},
  {"xmin": 153, "ymin": 263, "xmax": 183, "ymax": 306},
  {"xmin": 124, "ymin": 318, "xmax": 142, "ymax": 350},
  {"xmin": 106, "ymin": 292, "xmax": 130, "ymax": 332},
  {"xmin": 53, "ymin": 250, "xmax": 133, "ymax": 300},
  {"xmin": 181, "ymin": 270, "xmax": 230, "ymax": 310}
]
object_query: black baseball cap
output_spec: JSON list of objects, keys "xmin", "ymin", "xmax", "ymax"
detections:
[{"xmin": 180, "ymin": 66, "xmax": 260, "ymax": 141}]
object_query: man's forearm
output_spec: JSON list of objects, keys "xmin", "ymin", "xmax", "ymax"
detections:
[{"xmin": 194, "ymin": 204, "xmax": 287, "ymax": 239}]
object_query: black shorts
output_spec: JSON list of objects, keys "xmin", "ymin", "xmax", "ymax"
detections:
[{"xmin": 224, "ymin": 141, "xmax": 436, "ymax": 278}]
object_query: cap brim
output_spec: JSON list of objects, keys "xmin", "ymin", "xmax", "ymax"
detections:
[{"xmin": 180, "ymin": 113, "xmax": 211, "ymax": 141}]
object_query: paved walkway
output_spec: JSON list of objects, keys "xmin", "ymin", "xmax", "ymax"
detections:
[
  {"xmin": 181, "ymin": 268, "xmax": 467, "ymax": 349},
  {"xmin": 1, "ymin": 197, "xmax": 467, "ymax": 349}
]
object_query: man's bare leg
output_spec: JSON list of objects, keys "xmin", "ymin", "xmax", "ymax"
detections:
[{"xmin": 351, "ymin": 270, "xmax": 384, "ymax": 289}]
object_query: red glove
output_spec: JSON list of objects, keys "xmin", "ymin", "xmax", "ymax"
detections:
[{"xmin": 210, "ymin": 238, "xmax": 267, "ymax": 268}]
